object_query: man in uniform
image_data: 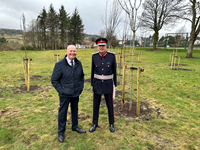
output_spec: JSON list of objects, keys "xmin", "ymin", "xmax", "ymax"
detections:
[
  {"xmin": 89, "ymin": 38, "xmax": 117, "ymax": 133},
  {"xmin": 51, "ymin": 45, "xmax": 86, "ymax": 143}
]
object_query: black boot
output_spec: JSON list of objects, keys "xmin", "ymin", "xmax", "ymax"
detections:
[
  {"xmin": 89, "ymin": 124, "xmax": 98, "ymax": 132},
  {"xmin": 110, "ymin": 124, "xmax": 115, "ymax": 132},
  {"xmin": 72, "ymin": 127, "xmax": 86, "ymax": 133},
  {"xmin": 58, "ymin": 135, "xmax": 64, "ymax": 143}
]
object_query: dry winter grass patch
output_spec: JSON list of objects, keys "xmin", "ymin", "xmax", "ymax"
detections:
[{"xmin": 0, "ymin": 48, "xmax": 200, "ymax": 149}]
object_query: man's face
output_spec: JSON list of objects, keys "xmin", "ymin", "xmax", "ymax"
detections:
[
  {"xmin": 97, "ymin": 45, "xmax": 106, "ymax": 53},
  {"xmin": 66, "ymin": 45, "xmax": 77, "ymax": 60}
]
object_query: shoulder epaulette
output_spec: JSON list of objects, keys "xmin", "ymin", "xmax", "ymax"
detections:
[
  {"xmin": 92, "ymin": 52, "xmax": 99, "ymax": 55},
  {"xmin": 107, "ymin": 51, "xmax": 116, "ymax": 55}
]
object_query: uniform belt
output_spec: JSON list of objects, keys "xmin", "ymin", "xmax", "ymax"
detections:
[{"xmin": 94, "ymin": 74, "xmax": 113, "ymax": 80}]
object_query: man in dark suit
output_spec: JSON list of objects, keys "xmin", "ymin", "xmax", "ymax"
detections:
[
  {"xmin": 89, "ymin": 38, "xmax": 117, "ymax": 133},
  {"xmin": 51, "ymin": 45, "xmax": 86, "ymax": 143}
]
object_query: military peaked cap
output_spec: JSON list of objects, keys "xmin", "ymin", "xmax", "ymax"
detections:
[{"xmin": 95, "ymin": 38, "xmax": 108, "ymax": 46}]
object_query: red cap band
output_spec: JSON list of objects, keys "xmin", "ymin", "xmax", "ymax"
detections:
[{"xmin": 97, "ymin": 40, "xmax": 106, "ymax": 44}]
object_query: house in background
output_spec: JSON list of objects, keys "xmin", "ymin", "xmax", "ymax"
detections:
[
  {"xmin": 85, "ymin": 42, "xmax": 96, "ymax": 48},
  {"xmin": 75, "ymin": 44, "xmax": 85, "ymax": 49},
  {"xmin": 138, "ymin": 37, "xmax": 153, "ymax": 47},
  {"xmin": 75, "ymin": 42, "xmax": 96, "ymax": 49}
]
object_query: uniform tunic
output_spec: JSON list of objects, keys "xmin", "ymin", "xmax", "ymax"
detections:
[
  {"xmin": 91, "ymin": 52, "xmax": 117, "ymax": 125},
  {"xmin": 91, "ymin": 52, "xmax": 117, "ymax": 94}
]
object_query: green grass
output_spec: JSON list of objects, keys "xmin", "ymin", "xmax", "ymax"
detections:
[{"xmin": 0, "ymin": 48, "xmax": 200, "ymax": 149}]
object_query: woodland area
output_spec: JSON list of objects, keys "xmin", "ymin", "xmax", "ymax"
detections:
[
  {"xmin": 0, "ymin": 28, "xmax": 99, "ymax": 51},
  {"xmin": 26, "ymin": 4, "xmax": 84, "ymax": 50}
]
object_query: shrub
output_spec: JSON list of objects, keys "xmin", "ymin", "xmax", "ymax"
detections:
[{"xmin": 21, "ymin": 45, "xmax": 34, "ymax": 50}]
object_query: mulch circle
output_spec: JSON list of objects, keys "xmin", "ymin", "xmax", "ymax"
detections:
[
  {"xmin": 12, "ymin": 85, "xmax": 41, "ymax": 94},
  {"xmin": 168, "ymin": 63, "xmax": 193, "ymax": 71},
  {"xmin": 0, "ymin": 75, "xmax": 51, "ymax": 96},
  {"xmin": 114, "ymin": 100, "xmax": 152, "ymax": 118},
  {"xmin": 170, "ymin": 68, "xmax": 193, "ymax": 71},
  {"xmin": 168, "ymin": 63, "xmax": 188, "ymax": 66},
  {"xmin": 100, "ymin": 94, "xmax": 152, "ymax": 119}
]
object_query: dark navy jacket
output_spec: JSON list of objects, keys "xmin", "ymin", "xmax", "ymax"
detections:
[
  {"xmin": 91, "ymin": 52, "xmax": 117, "ymax": 95},
  {"xmin": 51, "ymin": 55, "xmax": 84, "ymax": 97}
]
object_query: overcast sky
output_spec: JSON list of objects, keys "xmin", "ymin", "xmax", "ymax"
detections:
[
  {"xmin": 0, "ymin": 0, "xmax": 108, "ymax": 35},
  {"xmin": 0, "ymin": 0, "xmax": 191, "ymax": 39}
]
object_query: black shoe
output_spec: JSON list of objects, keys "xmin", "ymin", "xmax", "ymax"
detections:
[
  {"xmin": 89, "ymin": 124, "xmax": 98, "ymax": 132},
  {"xmin": 110, "ymin": 124, "xmax": 115, "ymax": 132},
  {"xmin": 58, "ymin": 135, "xmax": 64, "ymax": 143},
  {"xmin": 72, "ymin": 127, "xmax": 86, "ymax": 133}
]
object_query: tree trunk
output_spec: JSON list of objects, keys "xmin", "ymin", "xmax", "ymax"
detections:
[
  {"xmin": 153, "ymin": 30, "xmax": 159, "ymax": 50},
  {"xmin": 43, "ymin": 29, "xmax": 46, "ymax": 50},
  {"xmin": 187, "ymin": 40, "xmax": 194, "ymax": 58},
  {"xmin": 186, "ymin": 33, "xmax": 196, "ymax": 58},
  {"xmin": 132, "ymin": 31, "xmax": 135, "ymax": 66}
]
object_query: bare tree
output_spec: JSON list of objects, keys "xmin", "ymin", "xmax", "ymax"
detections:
[
  {"xmin": 20, "ymin": 13, "xmax": 31, "ymax": 91},
  {"xmin": 117, "ymin": 0, "xmax": 142, "ymax": 65},
  {"xmin": 141, "ymin": 0, "xmax": 186, "ymax": 50},
  {"xmin": 117, "ymin": 14, "xmax": 130, "ymax": 78},
  {"xmin": 20, "ymin": 13, "xmax": 28, "ymax": 58},
  {"xmin": 102, "ymin": 0, "xmax": 122, "ymax": 50},
  {"xmin": 99, "ymin": 29, "xmax": 106, "ymax": 38},
  {"xmin": 119, "ymin": 14, "xmax": 130, "ymax": 57},
  {"xmin": 117, "ymin": 0, "xmax": 142, "ymax": 110},
  {"xmin": 27, "ymin": 19, "xmax": 36, "ymax": 49},
  {"xmin": 181, "ymin": 0, "xmax": 200, "ymax": 58}
]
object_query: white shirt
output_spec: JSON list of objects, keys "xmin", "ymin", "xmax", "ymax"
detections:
[{"xmin": 66, "ymin": 56, "xmax": 75, "ymax": 66}]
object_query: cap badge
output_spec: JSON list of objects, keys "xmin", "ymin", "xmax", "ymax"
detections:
[{"xmin": 100, "ymin": 39, "xmax": 103, "ymax": 43}]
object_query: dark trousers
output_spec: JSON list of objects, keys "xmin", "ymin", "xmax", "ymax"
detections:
[
  {"xmin": 58, "ymin": 96, "xmax": 79, "ymax": 135},
  {"xmin": 92, "ymin": 93, "xmax": 115, "ymax": 125}
]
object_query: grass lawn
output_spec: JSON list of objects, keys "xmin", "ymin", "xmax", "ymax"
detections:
[{"xmin": 0, "ymin": 47, "xmax": 200, "ymax": 150}]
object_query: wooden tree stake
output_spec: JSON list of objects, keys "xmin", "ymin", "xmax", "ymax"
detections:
[
  {"xmin": 22, "ymin": 58, "xmax": 32, "ymax": 91},
  {"xmin": 177, "ymin": 56, "xmax": 181, "ymax": 70},
  {"xmin": 22, "ymin": 58, "xmax": 28, "ymax": 87},
  {"xmin": 27, "ymin": 58, "xmax": 30, "ymax": 91},
  {"xmin": 54, "ymin": 54, "xmax": 60, "ymax": 65},
  {"xmin": 137, "ymin": 67, "xmax": 141, "ymax": 116},
  {"xmin": 122, "ymin": 63, "xmax": 126, "ymax": 107}
]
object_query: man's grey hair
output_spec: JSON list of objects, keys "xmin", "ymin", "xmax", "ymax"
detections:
[{"xmin": 67, "ymin": 45, "xmax": 76, "ymax": 50}]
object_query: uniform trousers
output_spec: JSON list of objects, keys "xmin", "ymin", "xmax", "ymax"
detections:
[
  {"xmin": 58, "ymin": 96, "xmax": 79, "ymax": 135},
  {"xmin": 92, "ymin": 93, "xmax": 115, "ymax": 125}
]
